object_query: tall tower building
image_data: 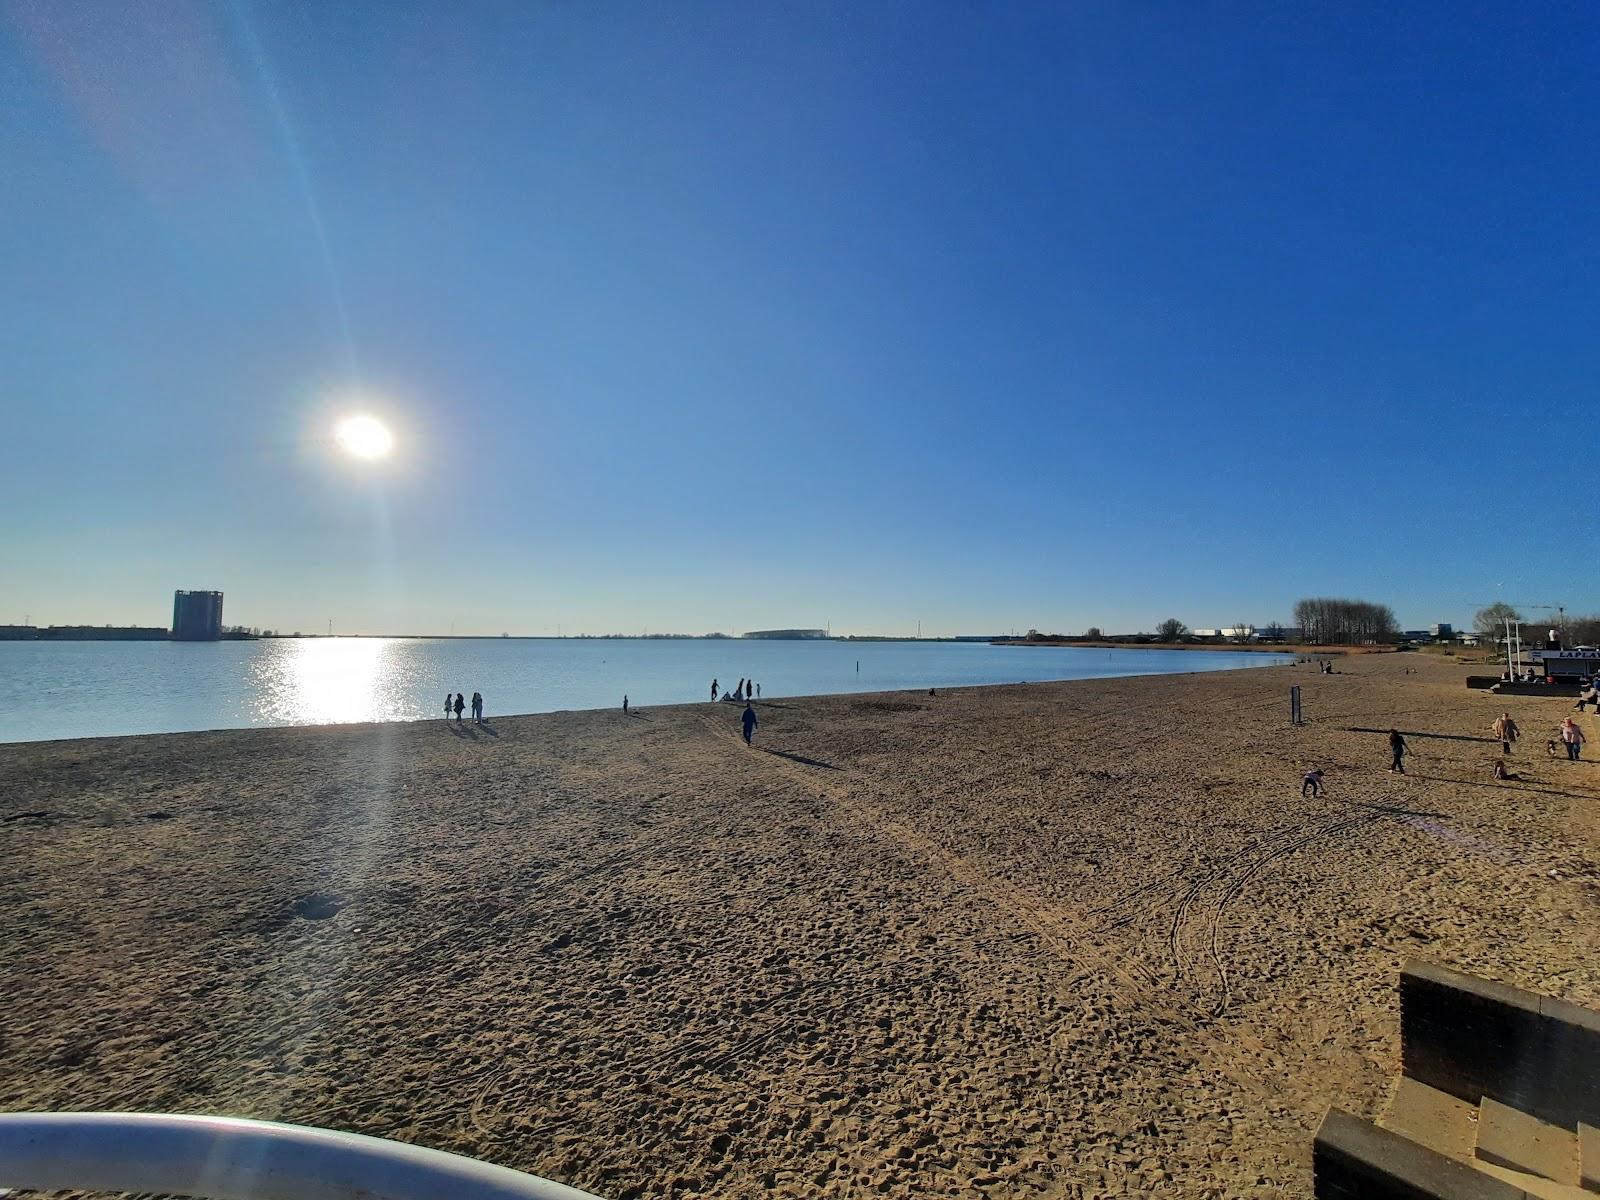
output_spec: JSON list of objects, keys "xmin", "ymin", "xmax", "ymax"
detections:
[{"xmin": 172, "ymin": 590, "xmax": 223, "ymax": 641}]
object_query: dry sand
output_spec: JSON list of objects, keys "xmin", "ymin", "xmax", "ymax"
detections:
[{"xmin": 3, "ymin": 653, "xmax": 1599, "ymax": 1199}]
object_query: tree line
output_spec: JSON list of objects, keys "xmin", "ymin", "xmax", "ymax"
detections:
[
  {"xmin": 1019, "ymin": 600, "xmax": 1596, "ymax": 648},
  {"xmin": 1291, "ymin": 598, "xmax": 1399, "ymax": 645}
]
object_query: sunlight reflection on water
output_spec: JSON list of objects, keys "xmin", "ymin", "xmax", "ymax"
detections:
[{"xmin": 248, "ymin": 638, "xmax": 418, "ymax": 725}]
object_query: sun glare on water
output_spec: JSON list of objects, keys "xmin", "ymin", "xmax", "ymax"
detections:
[{"xmin": 335, "ymin": 414, "xmax": 394, "ymax": 459}]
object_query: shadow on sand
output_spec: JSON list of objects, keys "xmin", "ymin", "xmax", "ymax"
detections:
[
  {"xmin": 1344, "ymin": 726, "xmax": 1499, "ymax": 744},
  {"xmin": 764, "ymin": 748, "xmax": 838, "ymax": 771},
  {"xmin": 1409, "ymin": 772, "xmax": 1593, "ymax": 803}
]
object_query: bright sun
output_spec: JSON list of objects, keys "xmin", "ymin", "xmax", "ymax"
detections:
[{"xmin": 335, "ymin": 414, "xmax": 394, "ymax": 460}]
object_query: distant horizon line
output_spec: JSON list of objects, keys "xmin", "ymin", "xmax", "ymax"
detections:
[
  {"xmin": 0, "ymin": 625, "xmax": 1433, "ymax": 648},
  {"xmin": 1, "ymin": 626, "xmax": 1015, "ymax": 643}
]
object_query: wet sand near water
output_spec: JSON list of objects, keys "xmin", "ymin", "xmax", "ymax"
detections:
[{"xmin": 3, "ymin": 654, "xmax": 1599, "ymax": 1198}]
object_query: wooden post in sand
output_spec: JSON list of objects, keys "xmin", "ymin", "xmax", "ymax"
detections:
[{"xmin": 1291, "ymin": 686, "xmax": 1302, "ymax": 725}]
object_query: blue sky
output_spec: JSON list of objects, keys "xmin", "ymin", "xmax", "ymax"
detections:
[{"xmin": 2, "ymin": 2, "xmax": 1595, "ymax": 636}]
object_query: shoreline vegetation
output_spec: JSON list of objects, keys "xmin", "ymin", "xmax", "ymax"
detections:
[
  {"xmin": 994, "ymin": 639, "xmax": 1393, "ymax": 654},
  {"xmin": 4, "ymin": 654, "xmax": 1597, "ymax": 1197}
]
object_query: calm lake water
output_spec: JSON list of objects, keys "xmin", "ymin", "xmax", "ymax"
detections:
[{"xmin": 0, "ymin": 639, "xmax": 1292, "ymax": 744}]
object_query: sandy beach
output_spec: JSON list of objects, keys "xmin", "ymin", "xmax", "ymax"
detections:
[{"xmin": 3, "ymin": 653, "xmax": 1598, "ymax": 1199}]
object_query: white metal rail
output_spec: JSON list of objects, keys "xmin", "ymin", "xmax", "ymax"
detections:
[{"xmin": 0, "ymin": 1112, "xmax": 605, "ymax": 1200}]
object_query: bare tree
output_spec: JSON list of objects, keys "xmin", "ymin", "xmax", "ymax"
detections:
[
  {"xmin": 1473, "ymin": 602, "xmax": 1523, "ymax": 640},
  {"xmin": 1292, "ymin": 598, "xmax": 1400, "ymax": 645},
  {"xmin": 1566, "ymin": 614, "xmax": 1600, "ymax": 646},
  {"xmin": 1157, "ymin": 618, "xmax": 1188, "ymax": 642}
]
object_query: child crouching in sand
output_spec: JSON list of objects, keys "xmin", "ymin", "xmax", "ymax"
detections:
[{"xmin": 1302, "ymin": 769, "xmax": 1324, "ymax": 798}]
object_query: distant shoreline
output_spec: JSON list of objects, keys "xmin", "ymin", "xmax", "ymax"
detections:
[{"xmin": 995, "ymin": 639, "xmax": 1396, "ymax": 654}]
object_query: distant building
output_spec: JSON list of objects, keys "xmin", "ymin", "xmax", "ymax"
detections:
[
  {"xmin": 172, "ymin": 590, "xmax": 224, "ymax": 641},
  {"xmin": 1430, "ymin": 623, "xmax": 1453, "ymax": 639},
  {"xmin": 743, "ymin": 628, "xmax": 829, "ymax": 639}
]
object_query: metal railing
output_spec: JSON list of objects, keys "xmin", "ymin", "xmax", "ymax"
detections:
[{"xmin": 0, "ymin": 1112, "xmax": 605, "ymax": 1200}]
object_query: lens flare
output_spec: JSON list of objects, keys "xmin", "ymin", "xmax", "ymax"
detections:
[{"xmin": 335, "ymin": 415, "xmax": 393, "ymax": 459}]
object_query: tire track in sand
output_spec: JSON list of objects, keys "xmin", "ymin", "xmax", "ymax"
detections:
[
  {"xmin": 1195, "ymin": 814, "xmax": 1381, "ymax": 1015},
  {"xmin": 685, "ymin": 708, "xmax": 1306, "ymax": 1100}
]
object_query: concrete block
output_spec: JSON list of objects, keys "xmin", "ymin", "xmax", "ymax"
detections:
[
  {"xmin": 1314, "ymin": 1107, "xmax": 1525, "ymax": 1200},
  {"xmin": 1401, "ymin": 960, "xmax": 1600, "ymax": 1131},
  {"xmin": 1474, "ymin": 1159, "xmax": 1594, "ymax": 1200},
  {"xmin": 1476, "ymin": 1097, "xmax": 1579, "ymax": 1185},
  {"xmin": 1382, "ymin": 1077, "xmax": 1478, "ymax": 1160}
]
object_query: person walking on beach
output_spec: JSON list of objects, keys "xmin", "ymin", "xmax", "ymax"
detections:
[
  {"xmin": 741, "ymin": 701, "xmax": 758, "ymax": 746},
  {"xmin": 444, "ymin": 693, "xmax": 452, "ymax": 720},
  {"xmin": 471, "ymin": 692, "xmax": 483, "ymax": 723},
  {"xmin": 623, "ymin": 694, "xmax": 629, "ymax": 714},
  {"xmin": 756, "ymin": 682, "xmax": 761, "ymax": 699},
  {"xmin": 454, "ymin": 692, "xmax": 465, "ymax": 723},
  {"xmin": 1302, "ymin": 768, "xmax": 1324, "ymax": 798},
  {"xmin": 1388, "ymin": 728, "xmax": 1407, "ymax": 773},
  {"xmin": 1492, "ymin": 713, "xmax": 1520, "ymax": 755},
  {"xmin": 710, "ymin": 678, "xmax": 719, "ymax": 702},
  {"xmin": 1560, "ymin": 717, "xmax": 1586, "ymax": 761}
]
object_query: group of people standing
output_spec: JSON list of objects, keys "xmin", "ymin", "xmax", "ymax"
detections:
[
  {"xmin": 443, "ymin": 691, "xmax": 485, "ymax": 724},
  {"xmin": 711, "ymin": 677, "xmax": 760, "ymax": 702}
]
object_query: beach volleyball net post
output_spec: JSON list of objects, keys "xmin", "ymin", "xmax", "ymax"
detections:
[
  {"xmin": 0, "ymin": 1112, "xmax": 605, "ymax": 1200},
  {"xmin": 1290, "ymin": 685, "xmax": 1302, "ymax": 725}
]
